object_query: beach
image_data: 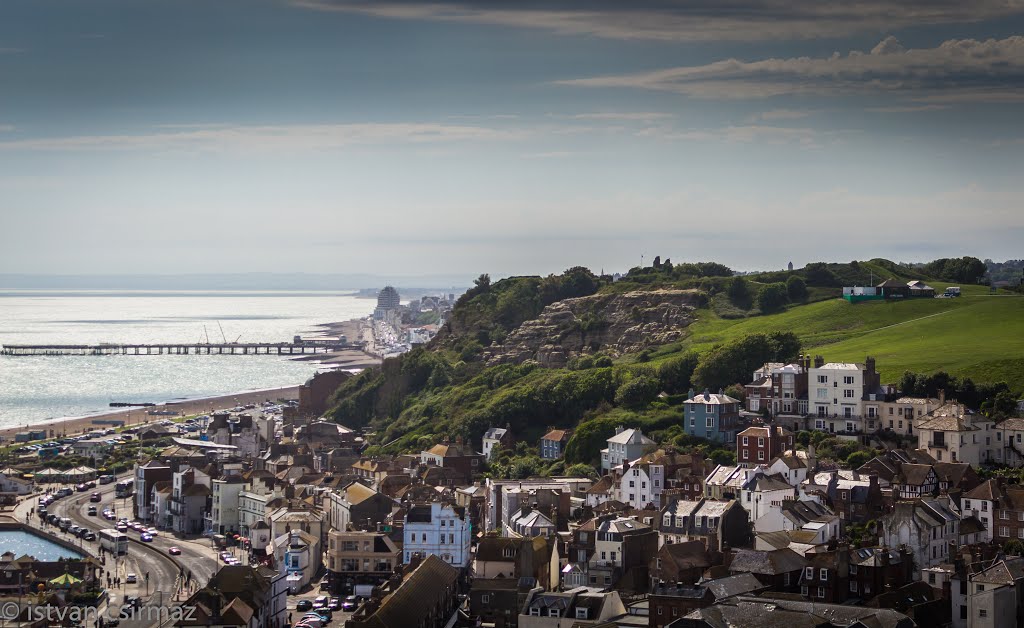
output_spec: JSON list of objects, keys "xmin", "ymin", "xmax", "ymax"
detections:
[{"xmin": 0, "ymin": 386, "xmax": 300, "ymax": 442}]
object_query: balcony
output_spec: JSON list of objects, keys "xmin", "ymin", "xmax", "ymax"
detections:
[{"xmin": 928, "ymin": 441, "xmax": 948, "ymax": 450}]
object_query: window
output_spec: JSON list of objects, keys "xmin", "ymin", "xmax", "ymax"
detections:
[
  {"xmin": 805, "ymin": 567, "xmax": 814, "ymax": 580},
  {"xmin": 629, "ymin": 481, "xmax": 635, "ymax": 487},
  {"xmin": 843, "ymin": 389, "xmax": 854, "ymax": 398},
  {"xmin": 844, "ymin": 376, "xmax": 854, "ymax": 384},
  {"xmin": 706, "ymin": 416, "xmax": 714, "ymax": 428},
  {"xmin": 1001, "ymin": 510, "xmax": 1009, "ymax": 520},
  {"xmin": 849, "ymin": 581, "xmax": 858, "ymax": 592},
  {"xmin": 979, "ymin": 609, "xmax": 987, "ymax": 618},
  {"xmin": 820, "ymin": 568, "xmax": 828, "ymax": 581},
  {"xmin": 758, "ymin": 437, "xmax": 765, "ymax": 447},
  {"xmin": 529, "ymin": 608, "xmax": 540, "ymax": 617},
  {"xmin": 817, "ymin": 375, "xmax": 827, "ymax": 384},
  {"xmin": 928, "ymin": 573, "xmax": 936, "ymax": 584},
  {"xmin": 817, "ymin": 587, "xmax": 825, "ymax": 598},
  {"xmin": 742, "ymin": 436, "xmax": 749, "ymax": 445},
  {"xmin": 481, "ymin": 594, "xmax": 490, "ymax": 604},
  {"xmin": 758, "ymin": 451, "xmax": 765, "ymax": 461},
  {"xmin": 1000, "ymin": 526, "xmax": 1010, "ymax": 537},
  {"xmin": 801, "ymin": 586, "xmax": 808, "ymax": 596},
  {"xmin": 816, "ymin": 388, "xmax": 828, "ymax": 399}
]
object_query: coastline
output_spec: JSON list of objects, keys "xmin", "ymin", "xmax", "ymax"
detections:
[{"xmin": 0, "ymin": 385, "xmax": 300, "ymax": 442}]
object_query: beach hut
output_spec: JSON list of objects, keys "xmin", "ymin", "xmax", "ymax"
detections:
[
  {"xmin": 62, "ymin": 466, "xmax": 97, "ymax": 483},
  {"xmin": 34, "ymin": 468, "xmax": 61, "ymax": 484}
]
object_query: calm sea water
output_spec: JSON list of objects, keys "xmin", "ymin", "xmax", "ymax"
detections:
[
  {"xmin": 0, "ymin": 291, "xmax": 374, "ymax": 427},
  {"xmin": 0, "ymin": 529, "xmax": 83, "ymax": 560}
]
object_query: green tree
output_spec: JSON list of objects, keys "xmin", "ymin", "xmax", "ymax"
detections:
[
  {"xmin": 846, "ymin": 450, "xmax": 872, "ymax": 470},
  {"xmin": 657, "ymin": 352, "xmax": 699, "ymax": 394},
  {"xmin": 564, "ymin": 463, "xmax": 600, "ymax": 480},
  {"xmin": 692, "ymin": 332, "xmax": 801, "ymax": 391},
  {"xmin": 804, "ymin": 262, "xmax": 839, "ymax": 287},
  {"xmin": 786, "ymin": 275, "xmax": 808, "ymax": 302},
  {"xmin": 1004, "ymin": 539, "xmax": 1024, "ymax": 556},
  {"xmin": 614, "ymin": 376, "xmax": 661, "ymax": 409},
  {"xmin": 727, "ymin": 277, "xmax": 752, "ymax": 309},
  {"xmin": 757, "ymin": 283, "xmax": 789, "ymax": 313},
  {"xmin": 724, "ymin": 383, "xmax": 746, "ymax": 404}
]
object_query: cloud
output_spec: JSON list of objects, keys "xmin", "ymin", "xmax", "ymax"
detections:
[
  {"xmin": 637, "ymin": 124, "xmax": 828, "ymax": 147},
  {"xmin": 293, "ymin": 0, "xmax": 1024, "ymax": 42},
  {"xmin": 556, "ymin": 36, "xmax": 1024, "ymax": 103},
  {"xmin": 567, "ymin": 112, "xmax": 675, "ymax": 121},
  {"xmin": 0, "ymin": 125, "xmax": 14, "ymax": 132},
  {"xmin": 749, "ymin": 109, "xmax": 815, "ymax": 121},
  {"xmin": 865, "ymin": 104, "xmax": 950, "ymax": 113},
  {"xmin": 0, "ymin": 122, "xmax": 526, "ymax": 152}
]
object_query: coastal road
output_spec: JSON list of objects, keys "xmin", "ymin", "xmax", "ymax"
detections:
[{"xmin": 33, "ymin": 480, "xmax": 219, "ymax": 628}]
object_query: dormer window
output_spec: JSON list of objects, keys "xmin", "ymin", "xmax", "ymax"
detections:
[{"xmin": 576, "ymin": 608, "xmax": 589, "ymax": 619}]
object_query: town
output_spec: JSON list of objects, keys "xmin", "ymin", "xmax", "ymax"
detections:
[{"xmin": 1, "ymin": 346, "xmax": 1023, "ymax": 628}]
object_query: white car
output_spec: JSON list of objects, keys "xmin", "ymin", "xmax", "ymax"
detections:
[{"xmin": 126, "ymin": 573, "xmax": 137, "ymax": 584}]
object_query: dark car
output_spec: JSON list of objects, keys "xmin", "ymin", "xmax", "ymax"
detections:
[
  {"xmin": 327, "ymin": 598, "xmax": 341, "ymax": 612},
  {"xmin": 83, "ymin": 532, "xmax": 96, "ymax": 542},
  {"xmin": 90, "ymin": 493, "xmax": 102, "ymax": 502},
  {"xmin": 295, "ymin": 600, "xmax": 313, "ymax": 612},
  {"xmin": 87, "ymin": 506, "xmax": 97, "ymax": 516},
  {"xmin": 341, "ymin": 596, "xmax": 358, "ymax": 612}
]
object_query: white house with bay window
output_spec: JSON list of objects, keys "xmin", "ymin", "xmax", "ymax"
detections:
[{"xmin": 403, "ymin": 502, "xmax": 471, "ymax": 568}]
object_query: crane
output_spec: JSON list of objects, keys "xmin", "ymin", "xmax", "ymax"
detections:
[{"xmin": 217, "ymin": 321, "xmax": 228, "ymax": 344}]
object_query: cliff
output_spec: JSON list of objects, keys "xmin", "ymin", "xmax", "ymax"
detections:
[{"xmin": 484, "ymin": 289, "xmax": 705, "ymax": 367}]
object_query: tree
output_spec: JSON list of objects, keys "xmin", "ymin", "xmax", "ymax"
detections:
[
  {"xmin": 804, "ymin": 262, "xmax": 839, "ymax": 287},
  {"xmin": 726, "ymin": 276, "xmax": 752, "ymax": 309},
  {"xmin": 846, "ymin": 450, "xmax": 872, "ymax": 470},
  {"xmin": 692, "ymin": 332, "xmax": 801, "ymax": 391},
  {"xmin": 724, "ymin": 384, "xmax": 746, "ymax": 404},
  {"xmin": 757, "ymin": 283, "xmax": 789, "ymax": 313},
  {"xmin": 1005, "ymin": 539, "xmax": 1024, "ymax": 556},
  {"xmin": 657, "ymin": 352, "xmax": 699, "ymax": 394},
  {"xmin": 614, "ymin": 376, "xmax": 661, "ymax": 409},
  {"xmin": 474, "ymin": 273, "xmax": 491, "ymax": 291},
  {"xmin": 564, "ymin": 463, "xmax": 599, "ymax": 480},
  {"xmin": 786, "ymin": 275, "xmax": 808, "ymax": 302}
]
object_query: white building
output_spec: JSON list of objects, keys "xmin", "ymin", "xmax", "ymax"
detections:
[
  {"xmin": 600, "ymin": 427, "xmax": 654, "ymax": 472},
  {"xmin": 403, "ymin": 502, "xmax": 471, "ymax": 568},
  {"xmin": 807, "ymin": 362, "xmax": 866, "ymax": 430},
  {"xmin": 206, "ymin": 412, "xmax": 262, "ymax": 458},
  {"xmin": 210, "ymin": 476, "xmax": 245, "ymax": 535},
  {"xmin": 739, "ymin": 474, "xmax": 797, "ymax": 524},
  {"xmin": 878, "ymin": 497, "xmax": 960, "ymax": 574},
  {"xmin": 915, "ymin": 402, "xmax": 996, "ymax": 465},
  {"xmin": 482, "ymin": 427, "xmax": 509, "ymax": 461},
  {"xmin": 270, "ymin": 530, "xmax": 321, "ymax": 593}
]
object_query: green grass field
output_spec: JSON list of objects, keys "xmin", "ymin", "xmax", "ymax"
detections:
[{"xmin": 671, "ymin": 286, "xmax": 1024, "ymax": 390}]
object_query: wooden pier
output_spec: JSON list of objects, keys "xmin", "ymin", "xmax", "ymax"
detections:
[{"xmin": 0, "ymin": 341, "xmax": 350, "ymax": 356}]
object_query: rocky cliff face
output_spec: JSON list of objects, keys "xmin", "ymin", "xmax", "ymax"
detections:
[{"xmin": 484, "ymin": 289, "xmax": 704, "ymax": 367}]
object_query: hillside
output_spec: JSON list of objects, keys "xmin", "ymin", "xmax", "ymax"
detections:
[{"xmin": 326, "ymin": 258, "xmax": 1019, "ymax": 463}]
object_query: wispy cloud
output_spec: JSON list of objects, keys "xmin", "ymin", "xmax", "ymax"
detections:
[
  {"xmin": 0, "ymin": 122, "xmax": 527, "ymax": 152},
  {"xmin": 567, "ymin": 112, "xmax": 675, "ymax": 121},
  {"xmin": 865, "ymin": 104, "xmax": 950, "ymax": 113},
  {"xmin": 556, "ymin": 36, "xmax": 1024, "ymax": 104},
  {"xmin": 749, "ymin": 109, "xmax": 815, "ymax": 121},
  {"xmin": 637, "ymin": 124, "xmax": 829, "ymax": 147},
  {"xmin": 293, "ymin": 0, "xmax": 1024, "ymax": 42}
]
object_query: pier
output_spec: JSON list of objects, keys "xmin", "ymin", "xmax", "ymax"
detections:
[{"xmin": 0, "ymin": 341, "xmax": 350, "ymax": 357}]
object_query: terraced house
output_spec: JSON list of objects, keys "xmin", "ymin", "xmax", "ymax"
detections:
[{"xmin": 683, "ymin": 390, "xmax": 741, "ymax": 445}]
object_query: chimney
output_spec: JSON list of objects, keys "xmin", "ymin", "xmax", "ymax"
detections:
[
  {"xmin": 939, "ymin": 389, "xmax": 946, "ymax": 406},
  {"xmin": 814, "ymin": 355, "xmax": 825, "ymax": 369},
  {"xmin": 615, "ymin": 426, "xmax": 624, "ymax": 435}
]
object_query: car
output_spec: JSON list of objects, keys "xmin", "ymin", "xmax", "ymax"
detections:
[
  {"xmin": 82, "ymin": 532, "xmax": 96, "ymax": 542},
  {"xmin": 126, "ymin": 573, "xmax": 137, "ymax": 584},
  {"xmin": 90, "ymin": 492, "xmax": 102, "ymax": 502},
  {"xmin": 167, "ymin": 547, "xmax": 181, "ymax": 555},
  {"xmin": 327, "ymin": 598, "xmax": 341, "ymax": 612},
  {"xmin": 76, "ymin": 484, "xmax": 89, "ymax": 492},
  {"xmin": 87, "ymin": 506, "xmax": 97, "ymax": 516},
  {"xmin": 37, "ymin": 508, "xmax": 47, "ymax": 519},
  {"xmin": 69, "ymin": 525, "xmax": 81, "ymax": 535},
  {"xmin": 297, "ymin": 617, "xmax": 323, "ymax": 628},
  {"xmin": 312, "ymin": 596, "xmax": 329, "ymax": 610},
  {"xmin": 146, "ymin": 528, "xmax": 158, "ymax": 536},
  {"xmin": 116, "ymin": 523, "xmax": 128, "ymax": 532},
  {"xmin": 140, "ymin": 533, "xmax": 153, "ymax": 542},
  {"xmin": 221, "ymin": 553, "xmax": 233, "ymax": 563},
  {"xmin": 341, "ymin": 596, "xmax": 358, "ymax": 612},
  {"xmin": 76, "ymin": 527, "xmax": 90, "ymax": 538},
  {"xmin": 47, "ymin": 514, "xmax": 59, "ymax": 525},
  {"xmin": 295, "ymin": 600, "xmax": 313, "ymax": 612}
]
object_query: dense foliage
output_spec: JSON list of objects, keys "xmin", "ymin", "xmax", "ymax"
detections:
[
  {"xmin": 921, "ymin": 256, "xmax": 987, "ymax": 284},
  {"xmin": 897, "ymin": 370, "xmax": 1016, "ymax": 416},
  {"xmin": 691, "ymin": 332, "xmax": 801, "ymax": 391}
]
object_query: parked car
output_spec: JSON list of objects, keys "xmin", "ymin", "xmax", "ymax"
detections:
[
  {"xmin": 341, "ymin": 596, "xmax": 358, "ymax": 612},
  {"xmin": 327, "ymin": 598, "xmax": 341, "ymax": 611},
  {"xmin": 83, "ymin": 532, "xmax": 96, "ymax": 542},
  {"xmin": 295, "ymin": 600, "xmax": 313, "ymax": 612},
  {"xmin": 312, "ymin": 596, "xmax": 329, "ymax": 610}
]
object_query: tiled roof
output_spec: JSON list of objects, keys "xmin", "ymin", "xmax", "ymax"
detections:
[
  {"xmin": 606, "ymin": 428, "xmax": 654, "ymax": 445},
  {"xmin": 729, "ymin": 548, "xmax": 807, "ymax": 575},
  {"xmin": 542, "ymin": 429, "xmax": 571, "ymax": 442},
  {"xmin": 686, "ymin": 393, "xmax": 740, "ymax": 405},
  {"xmin": 358, "ymin": 555, "xmax": 458, "ymax": 628}
]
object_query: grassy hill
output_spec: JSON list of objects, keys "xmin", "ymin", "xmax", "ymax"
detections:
[{"xmin": 640, "ymin": 284, "xmax": 1024, "ymax": 390}]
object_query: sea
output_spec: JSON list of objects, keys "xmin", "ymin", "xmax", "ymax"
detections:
[{"xmin": 0, "ymin": 291, "xmax": 374, "ymax": 428}]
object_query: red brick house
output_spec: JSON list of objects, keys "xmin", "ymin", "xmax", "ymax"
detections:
[{"xmin": 736, "ymin": 425, "xmax": 794, "ymax": 467}]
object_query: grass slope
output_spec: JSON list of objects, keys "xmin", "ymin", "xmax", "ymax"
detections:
[{"xmin": 664, "ymin": 286, "xmax": 1024, "ymax": 390}]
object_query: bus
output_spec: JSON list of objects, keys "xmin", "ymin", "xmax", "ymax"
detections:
[
  {"xmin": 99, "ymin": 529, "xmax": 128, "ymax": 555},
  {"xmin": 115, "ymin": 479, "xmax": 134, "ymax": 498}
]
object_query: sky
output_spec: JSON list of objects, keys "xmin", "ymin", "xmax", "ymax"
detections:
[{"xmin": 1, "ymin": 0, "xmax": 1022, "ymax": 279}]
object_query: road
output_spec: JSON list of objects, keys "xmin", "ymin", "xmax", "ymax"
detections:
[{"xmin": 25, "ymin": 479, "xmax": 226, "ymax": 628}]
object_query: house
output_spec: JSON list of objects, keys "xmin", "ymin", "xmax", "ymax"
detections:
[
  {"xmin": 345, "ymin": 555, "xmax": 460, "ymax": 628},
  {"xmin": 519, "ymin": 588, "xmax": 626, "ymax": 627},
  {"xmin": 270, "ymin": 529, "xmax": 321, "ymax": 593},
  {"xmin": 659, "ymin": 497, "xmax": 750, "ymax": 549},
  {"xmin": 849, "ymin": 546, "xmax": 915, "ymax": 601},
  {"xmin": 170, "ymin": 467, "xmax": 211, "ymax": 535},
  {"xmin": 736, "ymin": 425, "xmax": 793, "ymax": 466},
  {"xmin": 892, "ymin": 464, "xmax": 939, "ymax": 500},
  {"xmin": 752, "ymin": 498, "xmax": 838, "ymax": 544},
  {"xmin": 587, "ymin": 516, "xmax": 658, "ymax": 591},
  {"xmin": 738, "ymin": 473, "xmax": 796, "ymax": 525},
  {"xmin": 806, "ymin": 356, "xmax": 881, "ymax": 431},
  {"xmin": 267, "ymin": 507, "xmax": 326, "ymax": 549},
  {"xmin": 484, "ymin": 477, "xmax": 593, "ymax": 532},
  {"xmin": 206, "ymin": 412, "xmax": 262, "ymax": 458},
  {"xmin": 616, "ymin": 448, "xmax": 707, "ymax": 509},
  {"xmin": 682, "ymin": 391, "xmax": 741, "ymax": 445},
  {"xmin": 679, "ymin": 595, "xmax": 915, "ymax": 628},
  {"xmin": 483, "ymin": 426, "xmax": 514, "ymax": 461},
  {"xmin": 873, "ymin": 396, "xmax": 941, "ymax": 435},
  {"xmin": 468, "ymin": 578, "xmax": 522, "ymax": 628},
  {"xmin": 174, "ymin": 564, "xmax": 287, "ymax": 628},
  {"xmin": 403, "ymin": 502, "xmax": 471, "ymax": 569},
  {"xmin": 961, "ymin": 479, "xmax": 1024, "ymax": 543},
  {"xmin": 648, "ymin": 573, "xmax": 765, "ymax": 628},
  {"xmin": 326, "ymin": 481, "xmax": 395, "ymax": 532},
  {"xmin": 325, "ymin": 530, "xmax": 400, "ymax": 595},
  {"xmin": 878, "ymin": 497, "xmax": 960, "ymax": 572},
  {"xmin": 915, "ymin": 400, "xmax": 996, "ymax": 465},
  {"xmin": 648, "ymin": 540, "xmax": 715, "ymax": 589},
  {"xmin": 134, "ymin": 460, "xmax": 172, "ymax": 522},
  {"xmin": 538, "ymin": 429, "xmax": 571, "ymax": 460},
  {"xmin": 907, "ymin": 280, "xmax": 936, "ymax": 298},
  {"xmin": 996, "ymin": 417, "xmax": 1024, "ymax": 466},
  {"xmin": 508, "ymin": 507, "xmax": 557, "ymax": 538},
  {"xmin": 877, "ymin": 278, "xmax": 911, "ymax": 299},
  {"xmin": 210, "ymin": 475, "xmax": 246, "ymax": 535},
  {"xmin": 600, "ymin": 427, "xmax": 654, "ymax": 471},
  {"xmin": 419, "ymin": 439, "xmax": 483, "ymax": 483},
  {"xmin": 744, "ymin": 358, "xmax": 809, "ymax": 417},
  {"xmin": 800, "ymin": 547, "xmax": 850, "ymax": 603},
  {"xmin": 728, "ymin": 548, "xmax": 808, "ymax": 592},
  {"xmin": 965, "ymin": 555, "xmax": 1024, "ymax": 628}
]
